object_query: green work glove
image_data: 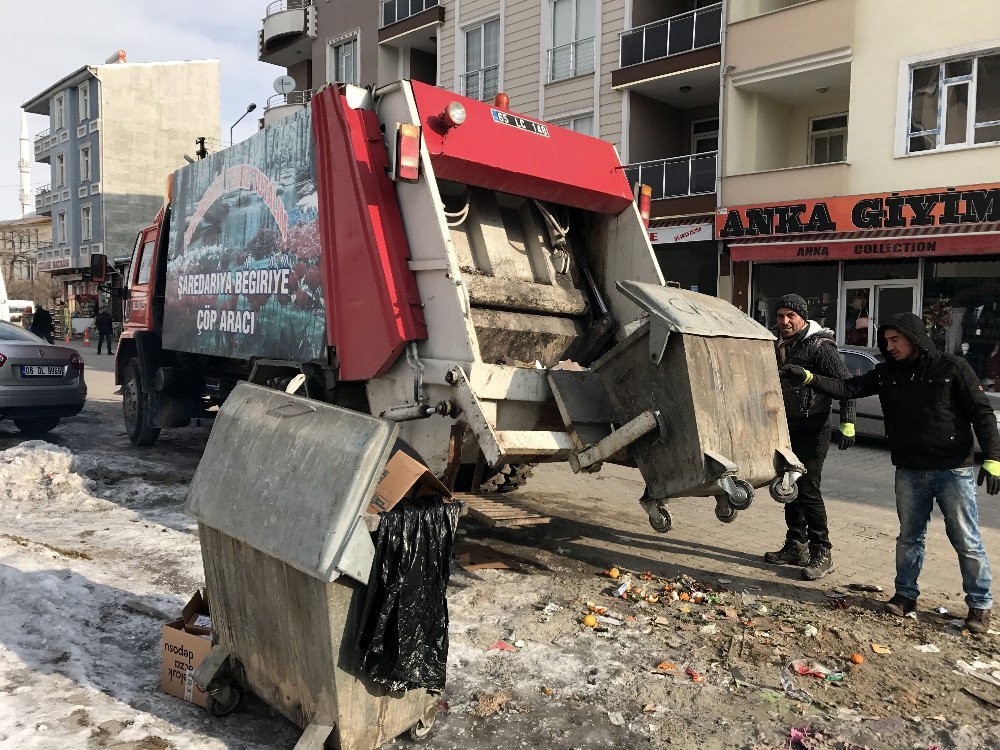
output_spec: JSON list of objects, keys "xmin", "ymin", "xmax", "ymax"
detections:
[
  {"xmin": 838, "ymin": 422, "xmax": 855, "ymax": 450},
  {"xmin": 978, "ymin": 460, "xmax": 1000, "ymax": 495},
  {"xmin": 779, "ymin": 364, "xmax": 813, "ymax": 385}
]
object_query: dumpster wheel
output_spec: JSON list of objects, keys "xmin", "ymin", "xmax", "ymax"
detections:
[
  {"xmin": 207, "ymin": 682, "xmax": 243, "ymax": 717},
  {"xmin": 726, "ymin": 479, "xmax": 755, "ymax": 511},
  {"xmin": 769, "ymin": 475, "xmax": 799, "ymax": 504},
  {"xmin": 409, "ymin": 714, "xmax": 436, "ymax": 742},
  {"xmin": 714, "ymin": 502, "xmax": 739, "ymax": 524}
]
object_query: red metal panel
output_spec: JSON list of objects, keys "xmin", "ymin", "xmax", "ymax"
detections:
[
  {"xmin": 410, "ymin": 81, "xmax": 634, "ymax": 215},
  {"xmin": 312, "ymin": 87, "xmax": 427, "ymax": 381}
]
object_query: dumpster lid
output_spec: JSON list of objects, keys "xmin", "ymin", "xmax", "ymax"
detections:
[
  {"xmin": 617, "ymin": 281, "xmax": 774, "ymax": 340},
  {"xmin": 186, "ymin": 382, "xmax": 398, "ymax": 584}
]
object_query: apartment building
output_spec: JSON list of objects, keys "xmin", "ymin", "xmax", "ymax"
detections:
[
  {"xmin": 258, "ymin": 0, "xmax": 723, "ymax": 294},
  {"xmin": 23, "ymin": 59, "xmax": 221, "ymax": 316},
  {"xmin": 719, "ymin": 0, "xmax": 1000, "ymax": 387}
]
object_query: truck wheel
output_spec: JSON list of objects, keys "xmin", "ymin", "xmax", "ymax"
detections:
[
  {"xmin": 123, "ymin": 359, "xmax": 160, "ymax": 447},
  {"xmin": 13, "ymin": 417, "xmax": 60, "ymax": 436}
]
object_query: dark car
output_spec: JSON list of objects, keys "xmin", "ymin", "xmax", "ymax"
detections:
[{"xmin": 831, "ymin": 345, "xmax": 1000, "ymax": 445}]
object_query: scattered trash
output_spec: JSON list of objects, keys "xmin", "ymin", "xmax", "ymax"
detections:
[
  {"xmin": 607, "ymin": 711, "xmax": 626, "ymax": 726},
  {"xmin": 542, "ymin": 602, "xmax": 563, "ymax": 614},
  {"xmin": 699, "ymin": 623, "xmax": 718, "ymax": 635},
  {"xmin": 948, "ymin": 618, "xmax": 967, "ymax": 628},
  {"xmin": 595, "ymin": 615, "xmax": 623, "ymax": 627},
  {"xmin": 642, "ymin": 703, "xmax": 663, "ymax": 714},
  {"xmin": 685, "ymin": 667, "xmax": 705, "ymax": 683},
  {"xmin": 788, "ymin": 659, "xmax": 844, "ymax": 682},
  {"xmin": 846, "ymin": 583, "xmax": 884, "ymax": 593},
  {"xmin": 473, "ymin": 690, "xmax": 512, "ymax": 717},
  {"xmin": 487, "ymin": 640, "xmax": 517, "ymax": 653},
  {"xmin": 615, "ymin": 576, "xmax": 632, "ymax": 598},
  {"xmin": 656, "ymin": 661, "xmax": 678, "ymax": 671},
  {"xmin": 653, "ymin": 616, "xmax": 671, "ymax": 626},
  {"xmin": 717, "ymin": 578, "xmax": 732, "ymax": 584},
  {"xmin": 913, "ymin": 644, "xmax": 941, "ymax": 653},
  {"xmin": 780, "ymin": 666, "xmax": 813, "ymax": 704},
  {"xmin": 454, "ymin": 543, "xmax": 524, "ymax": 571},
  {"xmin": 956, "ymin": 660, "xmax": 1000, "ymax": 688},
  {"xmin": 963, "ymin": 685, "xmax": 1000, "ymax": 709},
  {"xmin": 870, "ymin": 643, "xmax": 892, "ymax": 655},
  {"xmin": 934, "ymin": 606, "xmax": 950, "ymax": 615},
  {"xmin": 586, "ymin": 602, "xmax": 608, "ymax": 615},
  {"xmin": 803, "ymin": 625, "xmax": 818, "ymax": 637},
  {"xmin": 582, "ymin": 614, "xmax": 597, "ymax": 628},
  {"xmin": 513, "ymin": 640, "xmax": 526, "ymax": 648},
  {"xmin": 905, "ymin": 611, "xmax": 918, "ymax": 619},
  {"xmin": 540, "ymin": 686, "xmax": 554, "ymax": 697},
  {"xmin": 606, "ymin": 567, "xmax": 621, "ymax": 580},
  {"xmin": 825, "ymin": 590, "xmax": 850, "ymax": 600},
  {"xmin": 850, "ymin": 653, "xmax": 865, "ymax": 665}
]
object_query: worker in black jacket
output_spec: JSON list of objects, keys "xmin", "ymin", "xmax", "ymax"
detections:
[
  {"xmin": 781, "ymin": 312, "xmax": 1000, "ymax": 634},
  {"xmin": 765, "ymin": 294, "xmax": 856, "ymax": 581}
]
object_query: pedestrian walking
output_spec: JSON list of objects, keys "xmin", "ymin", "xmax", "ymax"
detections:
[
  {"xmin": 781, "ymin": 312, "xmax": 1000, "ymax": 633},
  {"xmin": 95, "ymin": 307, "xmax": 114, "ymax": 355},
  {"xmin": 765, "ymin": 294, "xmax": 856, "ymax": 580},
  {"xmin": 29, "ymin": 306, "xmax": 55, "ymax": 344}
]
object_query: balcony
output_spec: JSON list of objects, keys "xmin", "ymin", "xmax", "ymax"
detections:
[
  {"xmin": 378, "ymin": 0, "xmax": 443, "ymax": 53},
  {"xmin": 34, "ymin": 128, "xmax": 54, "ymax": 162},
  {"xmin": 34, "ymin": 184, "xmax": 54, "ymax": 215},
  {"xmin": 624, "ymin": 152, "xmax": 717, "ymax": 217},
  {"xmin": 612, "ymin": 4, "xmax": 721, "ymax": 100},
  {"xmin": 263, "ymin": 90, "xmax": 312, "ymax": 127},
  {"xmin": 721, "ymin": 161, "xmax": 850, "ymax": 207},
  {"xmin": 258, "ymin": 0, "xmax": 317, "ymax": 68},
  {"xmin": 547, "ymin": 38, "xmax": 596, "ymax": 83},
  {"xmin": 459, "ymin": 67, "xmax": 499, "ymax": 102}
]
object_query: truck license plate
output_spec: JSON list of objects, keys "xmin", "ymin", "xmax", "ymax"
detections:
[
  {"xmin": 490, "ymin": 109, "xmax": 550, "ymax": 137},
  {"xmin": 21, "ymin": 365, "xmax": 63, "ymax": 377}
]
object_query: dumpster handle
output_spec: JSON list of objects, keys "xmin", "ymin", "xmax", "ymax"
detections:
[{"xmin": 266, "ymin": 401, "xmax": 318, "ymax": 419}]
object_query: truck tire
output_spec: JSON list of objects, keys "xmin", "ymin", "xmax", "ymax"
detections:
[{"xmin": 123, "ymin": 359, "xmax": 161, "ymax": 447}]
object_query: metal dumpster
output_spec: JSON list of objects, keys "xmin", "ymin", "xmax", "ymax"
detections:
[
  {"xmin": 593, "ymin": 281, "xmax": 803, "ymax": 530},
  {"xmin": 185, "ymin": 382, "xmax": 439, "ymax": 749}
]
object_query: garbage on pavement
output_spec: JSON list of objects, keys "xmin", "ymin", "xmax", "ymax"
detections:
[{"xmin": 160, "ymin": 590, "xmax": 213, "ymax": 708}]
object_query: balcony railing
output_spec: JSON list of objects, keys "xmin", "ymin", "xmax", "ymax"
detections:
[
  {"xmin": 34, "ymin": 129, "xmax": 50, "ymax": 144},
  {"xmin": 381, "ymin": 0, "xmax": 439, "ymax": 28},
  {"xmin": 35, "ymin": 184, "xmax": 51, "ymax": 195},
  {"xmin": 548, "ymin": 37, "xmax": 596, "ymax": 82},
  {"xmin": 460, "ymin": 67, "xmax": 499, "ymax": 102},
  {"xmin": 623, "ymin": 152, "xmax": 717, "ymax": 200},
  {"xmin": 265, "ymin": 0, "xmax": 311, "ymax": 16},
  {"xmin": 266, "ymin": 90, "xmax": 313, "ymax": 108},
  {"xmin": 619, "ymin": 3, "xmax": 722, "ymax": 68}
]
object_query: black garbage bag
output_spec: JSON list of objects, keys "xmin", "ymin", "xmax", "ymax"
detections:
[{"xmin": 358, "ymin": 497, "xmax": 461, "ymax": 693}]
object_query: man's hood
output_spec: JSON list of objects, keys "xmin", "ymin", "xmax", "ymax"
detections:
[
  {"xmin": 877, "ymin": 312, "xmax": 936, "ymax": 359},
  {"xmin": 801, "ymin": 320, "xmax": 834, "ymax": 341}
]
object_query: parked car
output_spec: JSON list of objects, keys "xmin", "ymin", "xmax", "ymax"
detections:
[
  {"xmin": 0, "ymin": 320, "xmax": 86, "ymax": 435},
  {"xmin": 831, "ymin": 345, "xmax": 1000, "ymax": 447}
]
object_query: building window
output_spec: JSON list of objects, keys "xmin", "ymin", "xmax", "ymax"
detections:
[
  {"xmin": 54, "ymin": 94, "xmax": 65, "ymax": 130},
  {"xmin": 461, "ymin": 18, "xmax": 500, "ymax": 101},
  {"xmin": 691, "ymin": 117, "xmax": 719, "ymax": 153},
  {"xmin": 907, "ymin": 51, "xmax": 1000, "ymax": 153},
  {"xmin": 329, "ymin": 35, "xmax": 359, "ymax": 85},
  {"xmin": 81, "ymin": 206, "xmax": 92, "ymax": 241},
  {"xmin": 55, "ymin": 153, "xmax": 65, "ymax": 187},
  {"xmin": 56, "ymin": 212, "xmax": 67, "ymax": 245},
  {"xmin": 80, "ymin": 145, "xmax": 91, "ymax": 182},
  {"xmin": 549, "ymin": 0, "xmax": 595, "ymax": 82},
  {"xmin": 79, "ymin": 82, "xmax": 90, "ymax": 121},
  {"xmin": 809, "ymin": 114, "xmax": 848, "ymax": 164},
  {"xmin": 551, "ymin": 112, "xmax": 593, "ymax": 135}
]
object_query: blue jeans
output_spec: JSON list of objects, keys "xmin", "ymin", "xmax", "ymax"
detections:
[{"xmin": 895, "ymin": 467, "xmax": 992, "ymax": 609}]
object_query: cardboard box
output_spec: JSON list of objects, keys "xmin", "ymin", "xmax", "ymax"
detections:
[
  {"xmin": 368, "ymin": 450, "xmax": 452, "ymax": 514},
  {"xmin": 161, "ymin": 590, "xmax": 212, "ymax": 708}
]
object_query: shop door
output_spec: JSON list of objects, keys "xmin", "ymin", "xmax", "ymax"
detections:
[{"xmin": 840, "ymin": 282, "xmax": 918, "ymax": 347}]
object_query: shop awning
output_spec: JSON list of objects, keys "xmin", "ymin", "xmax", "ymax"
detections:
[
  {"xmin": 648, "ymin": 216, "xmax": 714, "ymax": 245},
  {"xmin": 728, "ymin": 222, "xmax": 1000, "ymax": 263}
]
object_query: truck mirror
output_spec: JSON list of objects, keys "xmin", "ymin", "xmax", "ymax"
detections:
[{"xmin": 90, "ymin": 253, "xmax": 108, "ymax": 283}]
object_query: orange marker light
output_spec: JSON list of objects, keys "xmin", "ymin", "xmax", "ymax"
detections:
[
  {"xmin": 396, "ymin": 123, "xmax": 422, "ymax": 182},
  {"xmin": 638, "ymin": 184, "xmax": 652, "ymax": 228},
  {"xmin": 494, "ymin": 92, "xmax": 509, "ymax": 110}
]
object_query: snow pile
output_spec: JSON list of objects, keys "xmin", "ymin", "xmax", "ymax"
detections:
[{"xmin": 0, "ymin": 441, "xmax": 87, "ymax": 503}]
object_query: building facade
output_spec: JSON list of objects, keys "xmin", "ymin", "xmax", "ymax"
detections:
[
  {"xmin": 718, "ymin": 0, "xmax": 1000, "ymax": 389},
  {"xmin": 257, "ymin": 0, "xmax": 722, "ymax": 293},
  {"xmin": 0, "ymin": 214, "xmax": 50, "ymax": 284},
  {"xmin": 23, "ymin": 59, "xmax": 221, "ymax": 323}
]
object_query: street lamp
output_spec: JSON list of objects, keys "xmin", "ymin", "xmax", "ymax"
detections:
[{"xmin": 230, "ymin": 103, "xmax": 258, "ymax": 147}]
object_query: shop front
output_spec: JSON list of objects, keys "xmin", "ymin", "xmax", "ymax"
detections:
[
  {"xmin": 648, "ymin": 217, "xmax": 718, "ymax": 296},
  {"xmin": 719, "ymin": 182, "xmax": 1000, "ymax": 387}
]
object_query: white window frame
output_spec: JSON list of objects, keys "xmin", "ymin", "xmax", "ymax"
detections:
[
  {"xmin": 895, "ymin": 41, "xmax": 1000, "ymax": 157},
  {"xmin": 691, "ymin": 117, "xmax": 719, "ymax": 154},
  {"xmin": 55, "ymin": 153, "xmax": 65, "ymax": 187},
  {"xmin": 56, "ymin": 211, "xmax": 67, "ymax": 245},
  {"xmin": 548, "ymin": 0, "xmax": 596, "ymax": 82},
  {"xmin": 80, "ymin": 205, "xmax": 92, "ymax": 241},
  {"xmin": 459, "ymin": 16, "xmax": 501, "ymax": 102},
  {"xmin": 327, "ymin": 30, "xmax": 360, "ymax": 85},
  {"xmin": 54, "ymin": 93, "xmax": 65, "ymax": 131},
  {"xmin": 78, "ymin": 82, "xmax": 90, "ymax": 121},
  {"xmin": 808, "ymin": 112, "xmax": 848, "ymax": 165},
  {"xmin": 80, "ymin": 145, "xmax": 91, "ymax": 182},
  {"xmin": 550, "ymin": 110, "xmax": 594, "ymax": 135}
]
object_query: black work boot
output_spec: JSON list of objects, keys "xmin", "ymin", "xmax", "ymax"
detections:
[
  {"xmin": 802, "ymin": 546, "xmax": 834, "ymax": 580},
  {"xmin": 965, "ymin": 607, "xmax": 992, "ymax": 634},
  {"xmin": 883, "ymin": 594, "xmax": 918, "ymax": 617},
  {"xmin": 763, "ymin": 539, "xmax": 809, "ymax": 566}
]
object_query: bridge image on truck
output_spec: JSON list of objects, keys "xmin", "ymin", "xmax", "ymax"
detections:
[{"xmin": 111, "ymin": 79, "xmax": 803, "ymax": 529}]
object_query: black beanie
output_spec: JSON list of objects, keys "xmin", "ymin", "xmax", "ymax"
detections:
[{"xmin": 775, "ymin": 293, "xmax": 809, "ymax": 320}]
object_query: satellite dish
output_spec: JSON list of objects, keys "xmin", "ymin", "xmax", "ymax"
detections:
[{"xmin": 273, "ymin": 75, "xmax": 296, "ymax": 95}]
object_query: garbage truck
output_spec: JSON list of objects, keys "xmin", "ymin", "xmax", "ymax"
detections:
[{"xmin": 109, "ymin": 79, "xmax": 803, "ymax": 530}]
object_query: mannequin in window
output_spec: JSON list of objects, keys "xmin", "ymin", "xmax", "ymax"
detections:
[
  {"xmin": 961, "ymin": 296, "xmax": 999, "ymax": 379},
  {"xmin": 844, "ymin": 291, "xmax": 870, "ymax": 346}
]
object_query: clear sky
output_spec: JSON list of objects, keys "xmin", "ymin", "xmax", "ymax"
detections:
[{"xmin": 0, "ymin": 1, "xmax": 280, "ymax": 218}]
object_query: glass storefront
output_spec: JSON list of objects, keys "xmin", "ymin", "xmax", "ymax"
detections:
[
  {"xmin": 654, "ymin": 241, "xmax": 718, "ymax": 296},
  {"xmin": 751, "ymin": 261, "xmax": 839, "ymax": 331},
  {"xmin": 924, "ymin": 259, "xmax": 1000, "ymax": 388}
]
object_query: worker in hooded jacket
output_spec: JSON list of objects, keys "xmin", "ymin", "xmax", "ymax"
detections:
[{"xmin": 781, "ymin": 312, "xmax": 1000, "ymax": 634}]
